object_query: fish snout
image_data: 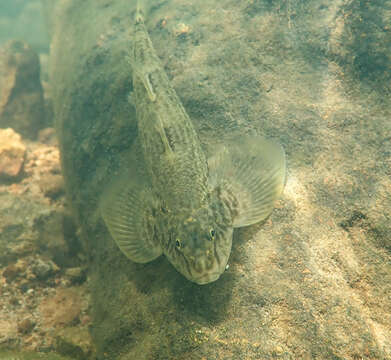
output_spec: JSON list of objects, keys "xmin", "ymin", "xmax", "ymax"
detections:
[
  {"xmin": 193, "ymin": 256, "xmax": 214, "ymax": 274},
  {"xmin": 181, "ymin": 251, "xmax": 223, "ymax": 285}
]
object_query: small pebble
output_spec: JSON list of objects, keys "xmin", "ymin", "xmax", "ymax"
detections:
[
  {"xmin": 32, "ymin": 258, "xmax": 59, "ymax": 280},
  {"xmin": 17, "ymin": 317, "xmax": 35, "ymax": 334},
  {"xmin": 9, "ymin": 297, "xmax": 20, "ymax": 306},
  {"xmin": 26, "ymin": 288, "xmax": 35, "ymax": 296},
  {"xmin": 64, "ymin": 267, "xmax": 86, "ymax": 284},
  {"xmin": 3, "ymin": 263, "xmax": 20, "ymax": 281}
]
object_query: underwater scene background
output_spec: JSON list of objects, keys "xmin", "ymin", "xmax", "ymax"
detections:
[{"xmin": 0, "ymin": 0, "xmax": 390, "ymax": 359}]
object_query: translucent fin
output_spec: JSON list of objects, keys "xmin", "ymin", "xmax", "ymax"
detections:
[
  {"xmin": 100, "ymin": 174, "xmax": 162, "ymax": 263},
  {"xmin": 208, "ymin": 136, "xmax": 286, "ymax": 228}
]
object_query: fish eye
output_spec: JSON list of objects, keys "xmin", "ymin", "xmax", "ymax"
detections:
[
  {"xmin": 175, "ymin": 239, "xmax": 181, "ymax": 249},
  {"xmin": 209, "ymin": 229, "xmax": 215, "ymax": 240}
]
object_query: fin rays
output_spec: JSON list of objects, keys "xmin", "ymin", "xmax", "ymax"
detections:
[
  {"xmin": 100, "ymin": 175, "xmax": 163, "ymax": 263},
  {"xmin": 208, "ymin": 136, "xmax": 286, "ymax": 228}
]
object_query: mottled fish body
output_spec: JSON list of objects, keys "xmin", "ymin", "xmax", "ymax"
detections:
[
  {"xmin": 132, "ymin": 6, "xmax": 208, "ymax": 212},
  {"xmin": 100, "ymin": 3, "xmax": 286, "ymax": 284}
]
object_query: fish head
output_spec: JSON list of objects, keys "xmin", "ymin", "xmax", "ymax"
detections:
[{"xmin": 165, "ymin": 197, "xmax": 233, "ymax": 285}]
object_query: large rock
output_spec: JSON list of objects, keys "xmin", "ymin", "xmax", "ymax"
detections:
[
  {"xmin": 0, "ymin": 40, "xmax": 47, "ymax": 139},
  {"xmin": 45, "ymin": 0, "xmax": 391, "ymax": 359}
]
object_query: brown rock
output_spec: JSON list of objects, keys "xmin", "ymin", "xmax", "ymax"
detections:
[
  {"xmin": 0, "ymin": 40, "xmax": 47, "ymax": 139},
  {"xmin": 0, "ymin": 128, "xmax": 26, "ymax": 180}
]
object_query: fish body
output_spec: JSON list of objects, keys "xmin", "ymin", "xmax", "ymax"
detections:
[
  {"xmin": 132, "ymin": 7, "xmax": 209, "ymax": 212},
  {"xmin": 100, "ymin": 4, "xmax": 286, "ymax": 284}
]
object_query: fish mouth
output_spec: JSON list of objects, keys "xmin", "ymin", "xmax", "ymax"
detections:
[{"xmin": 193, "ymin": 272, "xmax": 221, "ymax": 285}]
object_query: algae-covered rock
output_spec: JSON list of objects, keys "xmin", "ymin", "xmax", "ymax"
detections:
[
  {"xmin": 0, "ymin": 40, "xmax": 47, "ymax": 139},
  {"xmin": 45, "ymin": 0, "xmax": 391, "ymax": 359}
]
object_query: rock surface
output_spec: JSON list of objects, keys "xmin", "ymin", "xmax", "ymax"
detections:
[{"xmin": 45, "ymin": 0, "xmax": 391, "ymax": 359}]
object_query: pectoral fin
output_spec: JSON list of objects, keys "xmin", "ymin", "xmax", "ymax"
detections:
[
  {"xmin": 208, "ymin": 136, "xmax": 286, "ymax": 228},
  {"xmin": 100, "ymin": 173, "xmax": 162, "ymax": 263}
]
